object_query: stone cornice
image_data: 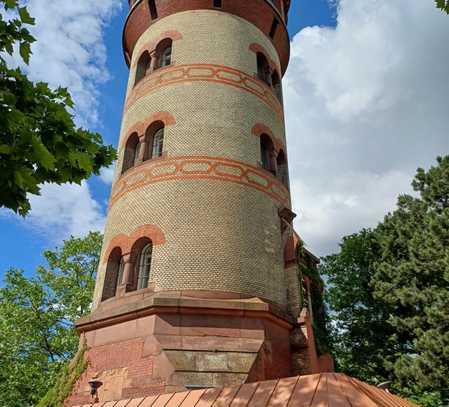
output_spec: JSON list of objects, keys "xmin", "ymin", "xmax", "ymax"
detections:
[{"xmin": 76, "ymin": 294, "xmax": 295, "ymax": 333}]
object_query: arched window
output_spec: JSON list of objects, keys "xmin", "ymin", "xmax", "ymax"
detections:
[
  {"xmin": 260, "ymin": 134, "xmax": 276, "ymax": 175},
  {"xmin": 135, "ymin": 51, "xmax": 151, "ymax": 86},
  {"xmin": 155, "ymin": 39, "xmax": 172, "ymax": 70},
  {"xmin": 271, "ymin": 71, "xmax": 282, "ymax": 102},
  {"xmin": 152, "ymin": 127, "xmax": 164, "ymax": 158},
  {"xmin": 277, "ymin": 150, "xmax": 288, "ymax": 186},
  {"xmin": 102, "ymin": 248, "xmax": 123, "ymax": 301},
  {"xmin": 137, "ymin": 243, "xmax": 153, "ymax": 290},
  {"xmin": 122, "ymin": 133, "xmax": 140, "ymax": 174},
  {"xmin": 118, "ymin": 257, "xmax": 125, "ymax": 287},
  {"xmin": 128, "ymin": 238, "xmax": 154, "ymax": 292},
  {"xmin": 257, "ymin": 52, "xmax": 271, "ymax": 86},
  {"xmin": 144, "ymin": 122, "xmax": 165, "ymax": 161}
]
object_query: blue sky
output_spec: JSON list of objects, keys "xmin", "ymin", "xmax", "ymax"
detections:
[{"xmin": 1, "ymin": 0, "xmax": 448, "ymax": 280}]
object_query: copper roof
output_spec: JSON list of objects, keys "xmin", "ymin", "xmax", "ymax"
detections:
[{"xmin": 74, "ymin": 373, "xmax": 419, "ymax": 407}]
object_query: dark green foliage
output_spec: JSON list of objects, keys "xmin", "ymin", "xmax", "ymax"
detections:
[
  {"xmin": 0, "ymin": 232, "xmax": 101, "ymax": 407},
  {"xmin": 298, "ymin": 246, "xmax": 331, "ymax": 356},
  {"xmin": 303, "ymin": 267, "xmax": 330, "ymax": 355},
  {"xmin": 0, "ymin": 0, "xmax": 116, "ymax": 215},
  {"xmin": 320, "ymin": 230, "xmax": 400, "ymax": 383},
  {"xmin": 373, "ymin": 156, "xmax": 449, "ymax": 404},
  {"xmin": 436, "ymin": 0, "xmax": 449, "ymax": 14},
  {"xmin": 321, "ymin": 156, "xmax": 449, "ymax": 407},
  {"xmin": 0, "ymin": 0, "xmax": 35, "ymax": 64}
]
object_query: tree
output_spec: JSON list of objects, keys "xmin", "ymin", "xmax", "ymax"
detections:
[
  {"xmin": 0, "ymin": 232, "xmax": 101, "ymax": 407},
  {"xmin": 0, "ymin": 0, "xmax": 116, "ymax": 216},
  {"xmin": 372, "ymin": 156, "xmax": 449, "ymax": 403},
  {"xmin": 320, "ymin": 230, "xmax": 402, "ymax": 383},
  {"xmin": 321, "ymin": 156, "xmax": 449, "ymax": 407},
  {"xmin": 436, "ymin": 0, "xmax": 449, "ymax": 14}
]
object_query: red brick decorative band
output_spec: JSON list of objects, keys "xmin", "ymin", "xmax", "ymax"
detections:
[
  {"xmin": 125, "ymin": 64, "xmax": 284, "ymax": 121},
  {"xmin": 110, "ymin": 156, "xmax": 290, "ymax": 208},
  {"xmin": 102, "ymin": 224, "xmax": 166, "ymax": 263},
  {"xmin": 121, "ymin": 112, "xmax": 176, "ymax": 147},
  {"xmin": 132, "ymin": 30, "xmax": 183, "ymax": 68}
]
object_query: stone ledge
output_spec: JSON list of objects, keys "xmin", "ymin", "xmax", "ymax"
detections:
[{"xmin": 76, "ymin": 294, "xmax": 294, "ymax": 333}]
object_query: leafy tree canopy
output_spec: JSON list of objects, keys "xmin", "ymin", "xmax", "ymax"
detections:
[
  {"xmin": 0, "ymin": 232, "xmax": 101, "ymax": 407},
  {"xmin": 321, "ymin": 156, "xmax": 449, "ymax": 407},
  {"xmin": 320, "ymin": 230, "xmax": 400, "ymax": 382},
  {"xmin": 0, "ymin": 0, "xmax": 116, "ymax": 215}
]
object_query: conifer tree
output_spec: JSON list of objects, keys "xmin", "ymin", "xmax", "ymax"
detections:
[
  {"xmin": 322, "ymin": 156, "xmax": 449, "ymax": 406},
  {"xmin": 372, "ymin": 156, "xmax": 449, "ymax": 401}
]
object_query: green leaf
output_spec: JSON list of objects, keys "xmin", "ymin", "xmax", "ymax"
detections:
[
  {"xmin": 19, "ymin": 41, "xmax": 31, "ymax": 64},
  {"xmin": 18, "ymin": 7, "xmax": 35, "ymax": 25},
  {"xmin": 68, "ymin": 151, "xmax": 93, "ymax": 172},
  {"xmin": 31, "ymin": 136, "xmax": 56, "ymax": 170},
  {"xmin": 4, "ymin": 0, "xmax": 18, "ymax": 9}
]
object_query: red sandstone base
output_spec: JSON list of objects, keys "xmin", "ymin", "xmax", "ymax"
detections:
[{"xmin": 66, "ymin": 292, "xmax": 326, "ymax": 406}]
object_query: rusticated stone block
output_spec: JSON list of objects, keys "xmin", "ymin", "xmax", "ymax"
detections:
[{"xmin": 195, "ymin": 352, "xmax": 229, "ymax": 372}]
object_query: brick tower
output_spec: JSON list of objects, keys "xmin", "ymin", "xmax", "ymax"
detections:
[{"xmin": 68, "ymin": 1, "xmax": 331, "ymax": 405}]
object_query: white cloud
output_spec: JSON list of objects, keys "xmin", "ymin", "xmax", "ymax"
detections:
[
  {"xmin": 285, "ymin": 0, "xmax": 449, "ymax": 256},
  {"xmin": 24, "ymin": 0, "xmax": 122, "ymax": 126},
  {"xmin": 99, "ymin": 163, "xmax": 116, "ymax": 184},
  {"xmin": 26, "ymin": 182, "xmax": 106, "ymax": 240},
  {"xmin": 3, "ymin": 1, "xmax": 121, "ymax": 240}
]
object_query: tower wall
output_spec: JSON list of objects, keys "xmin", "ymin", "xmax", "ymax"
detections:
[{"xmin": 92, "ymin": 11, "xmax": 290, "ymax": 309}]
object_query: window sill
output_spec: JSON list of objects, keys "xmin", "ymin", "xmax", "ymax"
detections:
[
  {"xmin": 120, "ymin": 152, "xmax": 168, "ymax": 178},
  {"xmin": 133, "ymin": 63, "xmax": 175, "ymax": 90}
]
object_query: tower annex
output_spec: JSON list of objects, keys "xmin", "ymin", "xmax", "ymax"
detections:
[{"xmin": 67, "ymin": 1, "xmax": 331, "ymax": 405}]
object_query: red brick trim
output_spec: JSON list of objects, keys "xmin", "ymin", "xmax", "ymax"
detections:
[
  {"xmin": 125, "ymin": 63, "xmax": 284, "ymax": 120},
  {"xmin": 132, "ymin": 30, "xmax": 183, "ymax": 68},
  {"xmin": 252, "ymin": 123, "xmax": 284, "ymax": 152},
  {"xmin": 149, "ymin": 111, "xmax": 176, "ymax": 126},
  {"xmin": 121, "ymin": 112, "xmax": 176, "ymax": 147},
  {"xmin": 109, "ymin": 155, "xmax": 291, "ymax": 208},
  {"xmin": 102, "ymin": 224, "xmax": 166, "ymax": 264},
  {"xmin": 122, "ymin": 122, "xmax": 146, "ymax": 147}
]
